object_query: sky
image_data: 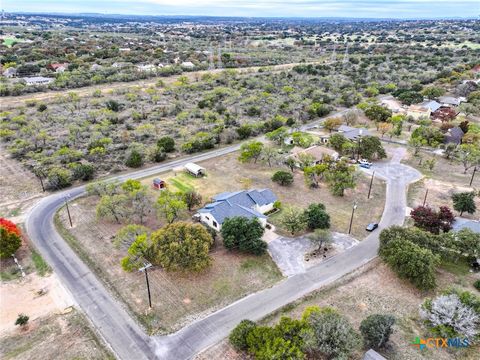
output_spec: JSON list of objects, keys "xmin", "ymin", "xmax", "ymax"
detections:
[{"xmin": 4, "ymin": 0, "xmax": 480, "ymax": 19}]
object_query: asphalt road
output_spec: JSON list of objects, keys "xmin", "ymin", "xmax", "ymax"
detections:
[{"xmin": 24, "ymin": 116, "xmax": 420, "ymax": 360}]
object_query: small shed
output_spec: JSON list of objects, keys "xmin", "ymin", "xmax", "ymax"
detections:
[
  {"xmin": 152, "ymin": 178, "xmax": 166, "ymax": 190},
  {"xmin": 184, "ymin": 162, "xmax": 206, "ymax": 177}
]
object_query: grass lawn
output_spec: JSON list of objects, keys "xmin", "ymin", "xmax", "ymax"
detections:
[
  {"xmin": 56, "ymin": 194, "xmax": 283, "ymax": 334},
  {"xmin": 0, "ymin": 309, "xmax": 114, "ymax": 360},
  {"xmin": 144, "ymin": 152, "xmax": 386, "ymax": 240},
  {"xmin": 404, "ymin": 149, "xmax": 480, "ymax": 217},
  {"xmin": 197, "ymin": 260, "xmax": 480, "ymax": 360}
]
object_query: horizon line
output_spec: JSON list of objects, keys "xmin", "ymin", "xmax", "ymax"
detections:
[{"xmin": 4, "ymin": 10, "xmax": 479, "ymax": 21}]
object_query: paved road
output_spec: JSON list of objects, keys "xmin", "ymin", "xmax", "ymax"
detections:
[{"xmin": 24, "ymin": 118, "xmax": 418, "ymax": 360}]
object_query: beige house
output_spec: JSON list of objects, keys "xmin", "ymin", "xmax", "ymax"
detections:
[
  {"xmin": 406, "ymin": 105, "xmax": 431, "ymax": 120},
  {"xmin": 289, "ymin": 145, "xmax": 339, "ymax": 164}
]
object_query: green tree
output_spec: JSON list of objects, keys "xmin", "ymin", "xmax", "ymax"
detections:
[
  {"xmin": 304, "ymin": 203, "xmax": 330, "ymax": 230},
  {"xmin": 121, "ymin": 233, "xmax": 156, "ymax": 271},
  {"xmin": 303, "ymin": 308, "xmax": 361, "ymax": 359},
  {"xmin": 328, "ymin": 133, "xmax": 349, "ymax": 153},
  {"xmin": 452, "ymin": 192, "xmax": 476, "ymax": 216},
  {"xmin": 46, "ymin": 167, "xmax": 72, "ymax": 190},
  {"xmin": 156, "ymin": 190, "xmax": 187, "ymax": 224},
  {"xmin": 308, "ymin": 229, "xmax": 332, "ymax": 252},
  {"xmin": 114, "ymin": 224, "xmax": 150, "ymax": 249},
  {"xmin": 364, "ymin": 105, "xmax": 392, "ymax": 123},
  {"xmin": 379, "ymin": 238, "xmax": 439, "ymax": 290},
  {"xmin": 280, "ymin": 206, "xmax": 306, "ymax": 235},
  {"xmin": 151, "ymin": 222, "xmax": 213, "ymax": 272},
  {"xmin": 239, "ymin": 141, "xmax": 264, "ymax": 164},
  {"xmin": 157, "ymin": 136, "xmax": 175, "ymax": 152},
  {"xmin": 326, "ymin": 160, "xmax": 356, "ymax": 196},
  {"xmin": 96, "ymin": 194, "xmax": 129, "ymax": 223},
  {"xmin": 272, "ymin": 170, "xmax": 294, "ymax": 186},
  {"xmin": 266, "ymin": 126, "xmax": 289, "ymax": 145},
  {"xmin": 15, "ymin": 314, "xmax": 29, "ymax": 328},
  {"xmin": 303, "ymin": 163, "xmax": 328, "ymax": 188},
  {"xmin": 323, "ymin": 117, "xmax": 343, "ymax": 133},
  {"xmin": 360, "ymin": 314, "xmax": 396, "ymax": 349},
  {"xmin": 125, "ymin": 149, "xmax": 143, "ymax": 168},
  {"xmin": 358, "ymin": 136, "xmax": 387, "ymax": 160},
  {"xmin": 230, "ymin": 320, "xmax": 257, "ymax": 351},
  {"xmin": 221, "ymin": 217, "xmax": 267, "ymax": 255},
  {"xmin": 182, "ymin": 190, "xmax": 202, "ymax": 211},
  {"xmin": 397, "ymin": 91, "xmax": 423, "ymax": 105},
  {"xmin": 422, "ymin": 86, "xmax": 445, "ymax": 100}
]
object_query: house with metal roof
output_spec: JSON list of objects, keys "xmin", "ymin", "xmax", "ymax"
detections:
[
  {"xmin": 197, "ymin": 189, "xmax": 277, "ymax": 230},
  {"xmin": 420, "ymin": 100, "xmax": 442, "ymax": 113},
  {"xmin": 336, "ymin": 125, "xmax": 370, "ymax": 140}
]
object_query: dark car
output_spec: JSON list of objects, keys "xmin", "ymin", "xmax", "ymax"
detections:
[{"xmin": 366, "ymin": 223, "xmax": 379, "ymax": 231}]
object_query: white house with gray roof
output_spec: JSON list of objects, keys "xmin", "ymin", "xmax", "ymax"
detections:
[{"xmin": 197, "ymin": 189, "xmax": 277, "ymax": 230}]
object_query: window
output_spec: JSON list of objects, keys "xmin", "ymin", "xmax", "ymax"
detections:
[
  {"xmin": 213, "ymin": 221, "xmax": 218, "ymax": 228},
  {"xmin": 205, "ymin": 216, "xmax": 209, "ymax": 220}
]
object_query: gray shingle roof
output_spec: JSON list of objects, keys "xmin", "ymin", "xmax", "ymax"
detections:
[{"xmin": 199, "ymin": 189, "xmax": 276, "ymax": 224}]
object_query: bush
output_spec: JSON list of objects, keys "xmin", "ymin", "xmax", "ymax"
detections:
[
  {"xmin": 46, "ymin": 167, "xmax": 72, "ymax": 189},
  {"xmin": 0, "ymin": 218, "xmax": 22, "ymax": 259},
  {"xmin": 71, "ymin": 162, "xmax": 95, "ymax": 181},
  {"xmin": 151, "ymin": 146, "xmax": 166, "ymax": 162},
  {"xmin": 221, "ymin": 217, "xmax": 267, "ymax": 255},
  {"xmin": 271, "ymin": 170, "xmax": 294, "ymax": 186},
  {"xmin": 125, "ymin": 149, "xmax": 143, "ymax": 168},
  {"xmin": 360, "ymin": 314, "xmax": 396, "ymax": 349},
  {"xmin": 157, "ymin": 136, "xmax": 175, "ymax": 152},
  {"xmin": 379, "ymin": 238, "xmax": 439, "ymax": 290},
  {"xmin": 15, "ymin": 314, "xmax": 29, "ymax": 327},
  {"xmin": 304, "ymin": 203, "xmax": 330, "ymax": 230},
  {"xmin": 474, "ymin": 279, "xmax": 480, "ymax": 291},
  {"xmin": 229, "ymin": 319, "xmax": 257, "ymax": 351}
]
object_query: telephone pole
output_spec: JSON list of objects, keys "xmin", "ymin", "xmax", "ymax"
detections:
[
  {"xmin": 348, "ymin": 201, "xmax": 357, "ymax": 235},
  {"xmin": 422, "ymin": 189, "xmax": 429, "ymax": 206},
  {"xmin": 470, "ymin": 167, "xmax": 477, "ymax": 186},
  {"xmin": 367, "ymin": 171, "xmax": 375, "ymax": 199},
  {"xmin": 64, "ymin": 195, "xmax": 73, "ymax": 227},
  {"xmin": 139, "ymin": 263, "xmax": 152, "ymax": 308}
]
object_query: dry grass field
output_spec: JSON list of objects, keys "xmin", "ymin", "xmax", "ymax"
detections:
[
  {"xmin": 197, "ymin": 260, "xmax": 480, "ymax": 360},
  {"xmin": 56, "ymin": 194, "xmax": 283, "ymax": 334},
  {"xmin": 0, "ymin": 309, "xmax": 114, "ymax": 360}
]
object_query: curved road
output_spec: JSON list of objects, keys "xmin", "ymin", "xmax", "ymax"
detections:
[{"xmin": 25, "ymin": 133, "xmax": 420, "ymax": 359}]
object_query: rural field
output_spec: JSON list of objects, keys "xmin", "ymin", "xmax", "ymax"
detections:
[
  {"xmin": 0, "ymin": 309, "xmax": 114, "ymax": 360},
  {"xmin": 404, "ymin": 149, "xmax": 480, "ymax": 217},
  {"xmin": 197, "ymin": 259, "xmax": 480, "ymax": 360}
]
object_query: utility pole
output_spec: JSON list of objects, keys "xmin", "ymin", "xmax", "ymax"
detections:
[
  {"xmin": 367, "ymin": 171, "xmax": 375, "ymax": 199},
  {"xmin": 348, "ymin": 201, "xmax": 357, "ymax": 235},
  {"xmin": 139, "ymin": 263, "xmax": 152, "ymax": 308},
  {"xmin": 64, "ymin": 195, "xmax": 73, "ymax": 227},
  {"xmin": 422, "ymin": 189, "xmax": 429, "ymax": 206},
  {"xmin": 470, "ymin": 167, "xmax": 477, "ymax": 187}
]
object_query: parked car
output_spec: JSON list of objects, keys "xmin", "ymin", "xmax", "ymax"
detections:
[
  {"xmin": 360, "ymin": 163, "xmax": 372, "ymax": 169},
  {"xmin": 359, "ymin": 159, "xmax": 372, "ymax": 166},
  {"xmin": 366, "ymin": 223, "xmax": 379, "ymax": 231}
]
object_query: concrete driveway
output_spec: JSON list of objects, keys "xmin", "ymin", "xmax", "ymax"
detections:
[{"xmin": 268, "ymin": 232, "xmax": 359, "ymax": 277}]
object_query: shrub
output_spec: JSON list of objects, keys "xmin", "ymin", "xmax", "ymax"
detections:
[
  {"xmin": 0, "ymin": 218, "xmax": 22, "ymax": 259},
  {"xmin": 229, "ymin": 319, "xmax": 257, "ymax": 351},
  {"xmin": 452, "ymin": 192, "xmax": 476, "ymax": 216},
  {"xmin": 304, "ymin": 203, "xmax": 330, "ymax": 230},
  {"xmin": 360, "ymin": 314, "xmax": 396, "ymax": 349},
  {"xmin": 474, "ymin": 280, "xmax": 480, "ymax": 291},
  {"xmin": 271, "ymin": 170, "xmax": 294, "ymax": 186},
  {"xmin": 125, "ymin": 149, "xmax": 143, "ymax": 168},
  {"xmin": 157, "ymin": 136, "xmax": 175, "ymax": 152},
  {"xmin": 221, "ymin": 217, "xmax": 267, "ymax": 255},
  {"xmin": 15, "ymin": 314, "xmax": 29, "ymax": 327},
  {"xmin": 46, "ymin": 167, "xmax": 72, "ymax": 189}
]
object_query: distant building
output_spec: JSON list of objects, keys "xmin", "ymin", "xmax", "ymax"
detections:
[
  {"xmin": 23, "ymin": 76, "xmax": 53, "ymax": 86},
  {"xmin": 197, "ymin": 189, "xmax": 277, "ymax": 230},
  {"xmin": 420, "ymin": 100, "xmax": 442, "ymax": 113},
  {"xmin": 181, "ymin": 61, "xmax": 195, "ymax": 69},
  {"xmin": 136, "ymin": 64, "xmax": 157, "ymax": 72},
  {"xmin": 289, "ymin": 145, "xmax": 339, "ymax": 164},
  {"xmin": 48, "ymin": 63, "xmax": 69, "ymax": 73},
  {"xmin": 91, "ymin": 64, "xmax": 103, "ymax": 71},
  {"xmin": 336, "ymin": 125, "xmax": 370, "ymax": 140},
  {"xmin": 363, "ymin": 349, "xmax": 386, "ymax": 360},
  {"xmin": 452, "ymin": 218, "xmax": 480, "ymax": 233},
  {"xmin": 406, "ymin": 104, "xmax": 431, "ymax": 120},
  {"xmin": 2, "ymin": 67, "xmax": 17, "ymax": 78},
  {"xmin": 438, "ymin": 96, "xmax": 465, "ymax": 107}
]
